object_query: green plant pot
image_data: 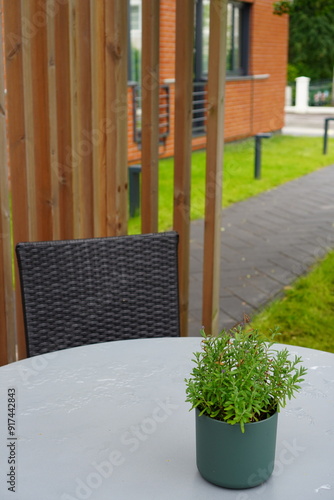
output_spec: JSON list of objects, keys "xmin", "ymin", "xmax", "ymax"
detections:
[{"xmin": 195, "ymin": 409, "xmax": 278, "ymax": 489}]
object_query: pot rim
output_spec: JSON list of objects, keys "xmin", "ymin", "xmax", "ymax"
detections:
[{"xmin": 195, "ymin": 407, "xmax": 278, "ymax": 427}]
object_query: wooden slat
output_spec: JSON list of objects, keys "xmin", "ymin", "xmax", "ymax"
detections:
[
  {"xmin": 4, "ymin": 0, "xmax": 29, "ymax": 245},
  {"xmin": 54, "ymin": 0, "xmax": 73, "ymax": 239},
  {"xmin": 173, "ymin": 0, "xmax": 195, "ymax": 337},
  {"xmin": 47, "ymin": 0, "xmax": 60, "ymax": 239},
  {"xmin": 76, "ymin": 0, "xmax": 93, "ymax": 238},
  {"xmin": 27, "ymin": 0, "xmax": 53, "ymax": 241},
  {"xmin": 68, "ymin": 0, "xmax": 80, "ymax": 238},
  {"xmin": 202, "ymin": 0, "xmax": 228, "ymax": 336},
  {"xmin": 141, "ymin": 0, "xmax": 160, "ymax": 234},
  {"xmin": 21, "ymin": 0, "xmax": 37, "ymax": 240},
  {"xmin": 0, "ymin": 2, "xmax": 15, "ymax": 365},
  {"xmin": 0, "ymin": 2, "xmax": 8, "ymax": 365},
  {"xmin": 69, "ymin": 0, "xmax": 94, "ymax": 239},
  {"xmin": 105, "ymin": 0, "xmax": 128, "ymax": 236},
  {"xmin": 90, "ymin": 0, "xmax": 107, "ymax": 237},
  {"xmin": 4, "ymin": 0, "xmax": 28, "ymax": 359}
]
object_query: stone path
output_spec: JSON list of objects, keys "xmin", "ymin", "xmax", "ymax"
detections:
[
  {"xmin": 282, "ymin": 111, "xmax": 334, "ymax": 137},
  {"xmin": 188, "ymin": 164, "xmax": 334, "ymax": 336}
]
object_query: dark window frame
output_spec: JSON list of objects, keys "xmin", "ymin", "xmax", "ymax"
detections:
[
  {"xmin": 194, "ymin": 0, "xmax": 250, "ymax": 80},
  {"xmin": 226, "ymin": 1, "xmax": 250, "ymax": 76}
]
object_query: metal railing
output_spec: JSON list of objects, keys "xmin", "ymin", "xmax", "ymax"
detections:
[
  {"xmin": 131, "ymin": 81, "xmax": 209, "ymax": 145},
  {"xmin": 132, "ymin": 84, "xmax": 170, "ymax": 145},
  {"xmin": 192, "ymin": 81, "xmax": 208, "ymax": 136},
  {"xmin": 309, "ymin": 79, "xmax": 333, "ymax": 107}
]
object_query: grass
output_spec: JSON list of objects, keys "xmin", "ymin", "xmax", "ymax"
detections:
[
  {"xmin": 250, "ymin": 251, "xmax": 334, "ymax": 354},
  {"xmin": 128, "ymin": 134, "xmax": 334, "ymax": 353},
  {"xmin": 128, "ymin": 135, "xmax": 334, "ymax": 234}
]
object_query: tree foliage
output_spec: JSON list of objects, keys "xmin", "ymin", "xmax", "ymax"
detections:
[{"xmin": 274, "ymin": 0, "xmax": 334, "ymax": 80}]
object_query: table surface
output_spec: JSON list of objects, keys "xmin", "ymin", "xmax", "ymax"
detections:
[{"xmin": 0, "ymin": 337, "xmax": 333, "ymax": 500}]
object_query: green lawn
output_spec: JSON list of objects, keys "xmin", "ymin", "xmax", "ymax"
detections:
[
  {"xmin": 250, "ymin": 251, "xmax": 334, "ymax": 354},
  {"xmin": 128, "ymin": 135, "xmax": 334, "ymax": 234},
  {"xmin": 128, "ymin": 134, "xmax": 334, "ymax": 353}
]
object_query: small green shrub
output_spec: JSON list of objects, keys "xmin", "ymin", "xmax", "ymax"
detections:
[{"xmin": 185, "ymin": 327, "xmax": 307, "ymax": 432}]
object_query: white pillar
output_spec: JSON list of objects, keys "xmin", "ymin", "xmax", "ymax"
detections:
[
  {"xmin": 285, "ymin": 86, "xmax": 292, "ymax": 106},
  {"xmin": 295, "ymin": 76, "xmax": 310, "ymax": 112}
]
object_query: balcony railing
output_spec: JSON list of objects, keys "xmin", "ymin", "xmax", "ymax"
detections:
[
  {"xmin": 131, "ymin": 81, "xmax": 208, "ymax": 145},
  {"xmin": 192, "ymin": 81, "xmax": 208, "ymax": 136},
  {"xmin": 132, "ymin": 84, "xmax": 170, "ymax": 145}
]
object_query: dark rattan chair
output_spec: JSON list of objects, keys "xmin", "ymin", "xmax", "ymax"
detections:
[{"xmin": 16, "ymin": 231, "xmax": 180, "ymax": 357}]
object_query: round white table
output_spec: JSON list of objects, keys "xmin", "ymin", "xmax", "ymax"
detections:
[{"xmin": 0, "ymin": 338, "xmax": 333, "ymax": 500}]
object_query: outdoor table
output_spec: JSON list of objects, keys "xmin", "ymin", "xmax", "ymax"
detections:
[{"xmin": 0, "ymin": 337, "xmax": 333, "ymax": 500}]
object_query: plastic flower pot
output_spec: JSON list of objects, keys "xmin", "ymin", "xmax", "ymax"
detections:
[{"xmin": 195, "ymin": 408, "xmax": 278, "ymax": 489}]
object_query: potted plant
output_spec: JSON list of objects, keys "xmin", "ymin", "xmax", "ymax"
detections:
[{"xmin": 185, "ymin": 326, "xmax": 307, "ymax": 489}]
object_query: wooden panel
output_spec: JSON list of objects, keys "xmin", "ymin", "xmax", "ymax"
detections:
[
  {"xmin": 69, "ymin": 0, "xmax": 94, "ymax": 239},
  {"xmin": 54, "ymin": 0, "xmax": 74, "ymax": 239},
  {"xmin": 28, "ymin": 0, "xmax": 53, "ymax": 241},
  {"xmin": 141, "ymin": 0, "xmax": 159, "ymax": 234},
  {"xmin": 4, "ymin": 0, "xmax": 28, "ymax": 359},
  {"xmin": 202, "ymin": 0, "xmax": 228, "ymax": 336},
  {"xmin": 90, "ymin": 0, "xmax": 107, "ymax": 237},
  {"xmin": 4, "ymin": 1, "xmax": 29, "ymax": 245},
  {"xmin": 105, "ymin": 0, "xmax": 128, "ymax": 236},
  {"xmin": 47, "ymin": 0, "xmax": 60, "ymax": 239},
  {"xmin": 0, "ymin": 3, "xmax": 15, "ymax": 365},
  {"xmin": 21, "ymin": 0, "xmax": 37, "ymax": 240},
  {"xmin": 173, "ymin": 0, "xmax": 195, "ymax": 337}
]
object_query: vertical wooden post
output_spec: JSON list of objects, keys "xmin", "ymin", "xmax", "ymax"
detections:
[
  {"xmin": 68, "ymin": 0, "xmax": 80, "ymax": 238},
  {"xmin": 91, "ymin": 0, "xmax": 107, "ymax": 237},
  {"xmin": 54, "ymin": 0, "xmax": 73, "ymax": 240},
  {"xmin": 28, "ymin": 0, "xmax": 53, "ymax": 241},
  {"xmin": 173, "ymin": 0, "xmax": 195, "ymax": 337},
  {"xmin": 21, "ymin": 0, "xmax": 37, "ymax": 240},
  {"xmin": 105, "ymin": 0, "xmax": 128, "ymax": 236},
  {"xmin": 4, "ymin": 0, "xmax": 28, "ymax": 359},
  {"xmin": 141, "ymin": 0, "xmax": 159, "ymax": 234},
  {"xmin": 0, "ymin": 1, "xmax": 16, "ymax": 365},
  {"xmin": 69, "ymin": 0, "xmax": 94, "ymax": 239},
  {"xmin": 202, "ymin": 0, "xmax": 227, "ymax": 336},
  {"xmin": 47, "ymin": 0, "xmax": 60, "ymax": 240}
]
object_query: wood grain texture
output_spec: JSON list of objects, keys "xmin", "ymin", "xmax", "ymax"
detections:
[
  {"xmin": 173, "ymin": 0, "xmax": 195, "ymax": 336},
  {"xmin": 69, "ymin": 0, "xmax": 94, "ymax": 239},
  {"xmin": 4, "ymin": 0, "xmax": 28, "ymax": 359},
  {"xmin": 54, "ymin": 0, "xmax": 74, "ymax": 239},
  {"xmin": 47, "ymin": 0, "xmax": 60, "ymax": 239},
  {"xmin": 141, "ymin": 0, "xmax": 159, "ymax": 234},
  {"xmin": 29, "ymin": 0, "xmax": 53, "ymax": 241},
  {"xmin": 0, "ymin": 2, "xmax": 15, "ymax": 364},
  {"xmin": 202, "ymin": 0, "xmax": 228, "ymax": 336},
  {"xmin": 105, "ymin": 0, "xmax": 128, "ymax": 236},
  {"xmin": 91, "ymin": 0, "xmax": 107, "ymax": 237}
]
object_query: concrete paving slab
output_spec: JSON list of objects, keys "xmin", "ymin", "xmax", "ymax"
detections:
[
  {"xmin": 188, "ymin": 163, "xmax": 334, "ymax": 336},
  {"xmin": 282, "ymin": 111, "xmax": 334, "ymax": 137}
]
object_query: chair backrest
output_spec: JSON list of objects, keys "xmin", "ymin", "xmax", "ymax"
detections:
[{"xmin": 16, "ymin": 231, "xmax": 180, "ymax": 357}]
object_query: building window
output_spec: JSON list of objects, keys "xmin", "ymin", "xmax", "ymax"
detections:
[
  {"xmin": 130, "ymin": 3, "xmax": 140, "ymax": 31},
  {"xmin": 226, "ymin": 1, "xmax": 249, "ymax": 76},
  {"xmin": 128, "ymin": 0, "xmax": 142, "ymax": 83},
  {"xmin": 192, "ymin": 0, "xmax": 250, "ymax": 136},
  {"xmin": 201, "ymin": 0, "xmax": 210, "ymax": 77},
  {"xmin": 194, "ymin": 0, "xmax": 250, "ymax": 80}
]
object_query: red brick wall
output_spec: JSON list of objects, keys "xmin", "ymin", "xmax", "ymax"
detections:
[
  {"xmin": 159, "ymin": 0, "xmax": 176, "ymax": 82},
  {"xmin": 248, "ymin": 0, "xmax": 288, "ymax": 135},
  {"xmin": 128, "ymin": 0, "xmax": 288, "ymax": 164}
]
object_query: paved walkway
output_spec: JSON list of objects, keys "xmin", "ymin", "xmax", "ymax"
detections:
[
  {"xmin": 282, "ymin": 111, "xmax": 334, "ymax": 137},
  {"xmin": 188, "ymin": 164, "xmax": 334, "ymax": 336}
]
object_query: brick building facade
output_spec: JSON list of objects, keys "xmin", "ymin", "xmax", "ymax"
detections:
[{"xmin": 127, "ymin": 0, "xmax": 288, "ymax": 164}]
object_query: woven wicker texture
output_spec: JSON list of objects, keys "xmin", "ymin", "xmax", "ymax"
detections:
[{"xmin": 16, "ymin": 232, "xmax": 180, "ymax": 357}]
